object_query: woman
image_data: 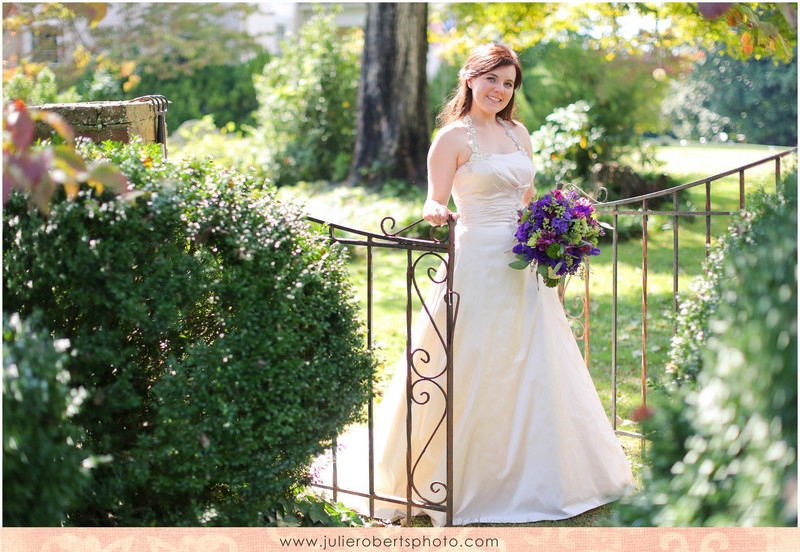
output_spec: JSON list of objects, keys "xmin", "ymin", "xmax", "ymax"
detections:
[{"xmin": 317, "ymin": 42, "xmax": 635, "ymax": 526}]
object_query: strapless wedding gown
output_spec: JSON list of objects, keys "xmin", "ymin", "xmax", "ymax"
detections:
[{"xmin": 313, "ymin": 116, "xmax": 635, "ymax": 526}]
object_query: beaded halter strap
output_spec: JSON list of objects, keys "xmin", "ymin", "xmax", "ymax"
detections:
[{"xmin": 497, "ymin": 118, "xmax": 527, "ymax": 154}]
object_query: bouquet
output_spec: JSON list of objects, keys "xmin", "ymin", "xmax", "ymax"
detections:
[{"xmin": 509, "ymin": 188, "xmax": 607, "ymax": 287}]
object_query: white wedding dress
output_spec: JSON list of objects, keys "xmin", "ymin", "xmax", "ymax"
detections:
[{"xmin": 313, "ymin": 116, "xmax": 635, "ymax": 526}]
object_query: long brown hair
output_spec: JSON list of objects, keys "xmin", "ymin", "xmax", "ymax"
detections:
[{"xmin": 437, "ymin": 42, "xmax": 523, "ymax": 127}]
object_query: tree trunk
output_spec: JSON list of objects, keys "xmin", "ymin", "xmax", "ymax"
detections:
[{"xmin": 349, "ymin": 3, "xmax": 430, "ymax": 189}]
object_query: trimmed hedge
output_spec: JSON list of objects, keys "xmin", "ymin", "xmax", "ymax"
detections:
[
  {"xmin": 615, "ymin": 172, "xmax": 797, "ymax": 526},
  {"xmin": 3, "ymin": 140, "xmax": 375, "ymax": 526},
  {"xmin": 3, "ymin": 312, "xmax": 90, "ymax": 526}
]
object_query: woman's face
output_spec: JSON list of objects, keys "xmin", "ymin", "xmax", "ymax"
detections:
[{"xmin": 467, "ymin": 64, "xmax": 516, "ymax": 116}]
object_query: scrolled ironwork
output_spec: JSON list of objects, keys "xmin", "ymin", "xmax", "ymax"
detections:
[
  {"xmin": 307, "ymin": 212, "xmax": 458, "ymax": 524},
  {"xmin": 405, "ymin": 243, "xmax": 454, "ymax": 507},
  {"xmin": 382, "ymin": 216, "xmax": 424, "ymax": 237},
  {"xmin": 564, "ymin": 291, "xmax": 588, "ymax": 341}
]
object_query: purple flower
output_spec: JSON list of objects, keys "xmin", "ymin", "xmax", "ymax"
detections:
[
  {"xmin": 510, "ymin": 188, "xmax": 603, "ymax": 284},
  {"xmin": 551, "ymin": 217, "xmax": 569, "ymax": 234},
  {"xmin": 515, "ymin": 220, "xmax": 531, "ymax": 242}
]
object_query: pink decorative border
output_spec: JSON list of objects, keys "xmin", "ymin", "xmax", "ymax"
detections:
[{"xmin": 2, "ymin": 528, "xmax": 799, "ymax": 552}]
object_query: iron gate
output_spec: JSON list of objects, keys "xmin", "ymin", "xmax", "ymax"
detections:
[
  {"xmin": 307, "ymin": 215, "xmax": 458, "ymax": 526},
  {"xmin": 309, "ymin": 146, "xmax": 797, "ymax": 526}
]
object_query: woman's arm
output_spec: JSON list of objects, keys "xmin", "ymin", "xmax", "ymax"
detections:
[{"xmin": 423, "ymin": 126, "xmax": 464, "ymax": 226}]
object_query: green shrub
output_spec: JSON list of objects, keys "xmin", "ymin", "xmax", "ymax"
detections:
[
  {"xmin": 520, "ymin": 41, "xmax": 669, "ymax": 158},
  {"xmin": 3, "ymin": 140, "xmax": 375, "ymax": 525},
  {"xmin": 74, "ymin": 53, "xmax": 269, "ymax": 129},
  {"xmin": 168, "ymin": 116, "xmax": 271, "ymax": 181},
  {"xmin": 3, "ymin": 312, "xmax": 90, "ymax": 526},
  {"xmin": 3, "ymin": 65, "xmax": 81, "ymax": 106},
  {"xmin": 614, "ymin": 172, "xmax": 797, "ymax": 526},
  {"xmin": 253, "ymin": 8, "xmax": 361, "ymax": 185},
  {"xmin": 663, "ymin": 188, "xmax": 777, "ymax": 389},
  {"xmin": 531, "ymin": 100, "xmax": 606, "ymax": 189}
]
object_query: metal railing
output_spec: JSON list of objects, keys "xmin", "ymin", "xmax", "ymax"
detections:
[
  {"xmin": 308, "ymin": 215, "xmax": 458, "ymax": 526},
  {"xmin": 309, "ymin": 146, "xmax": 796, "ymax": 525},
  {"xmin": 564, "ymin": 147, "xmax": 797, "ymax": 445}
]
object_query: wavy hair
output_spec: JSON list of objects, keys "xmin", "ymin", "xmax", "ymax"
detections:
[{"xmin": 437, "ymin": 42, "xmax": 523, "ymax": 127}]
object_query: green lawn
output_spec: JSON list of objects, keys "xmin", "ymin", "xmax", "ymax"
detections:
[{"xmin": 295, "ymin": 142, "xmax": 796, "ymax": 527}]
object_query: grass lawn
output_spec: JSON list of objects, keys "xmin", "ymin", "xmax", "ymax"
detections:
[{"xmin": 292, "ymin": 142, "xmax": 796, "ymax": 527}]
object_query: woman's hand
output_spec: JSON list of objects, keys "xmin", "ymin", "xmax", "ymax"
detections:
[{"xmin": 423, "ymin": 199, "xmax": 460, "ymax": 227}]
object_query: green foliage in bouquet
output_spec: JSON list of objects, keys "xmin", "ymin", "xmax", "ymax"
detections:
[
  {"xmin": 3, "ymin": 312, "xmax": 91, "ymax": 526},
  {"xmin": 3, "ymin": 140, "xmax": 375, "ymax": 526},
  {"xmin": 614, "ymin": 172, "xmax": 797, "ymax": 526}
]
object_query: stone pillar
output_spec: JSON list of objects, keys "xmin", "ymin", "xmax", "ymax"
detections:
[{"xmin": 30, "ymin": 100, "xmax": 165, "ymax": 144}]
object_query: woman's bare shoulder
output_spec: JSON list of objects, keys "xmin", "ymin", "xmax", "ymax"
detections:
[
  {"xmin": 434, "ymin": 120, "xmax": 469, "ymax": 143},
  {"xmin": 430, "ymin": 120, "xmax": 470, "ymax": 155},
  {"xmin": 508, "ymin": 118, "xmax": 531, "ymax": 134}
]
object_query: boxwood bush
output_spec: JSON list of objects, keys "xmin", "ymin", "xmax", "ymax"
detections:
[
  {"xmin": 3, "ymin": 312, "xmax": 90, "ymax": 526},
  {"xmin": 614, "ymin": 172, "xmax": 797, "ymax": 526},
  {"xmin": 3, "ymin": 140, "xmax": 375, "ymax": 526},
  {"xmin": 253, "ymin": 8, "xmax": 360, "ymax": 186}
]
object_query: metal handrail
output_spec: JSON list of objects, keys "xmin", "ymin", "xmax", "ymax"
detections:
[
  {"xmin": 572, "ymin": 146, "xmax": 798, "ymax": 450},
  {"xmin": 596, "ymin": 147, "xmax": 797, "ymax": 208}
]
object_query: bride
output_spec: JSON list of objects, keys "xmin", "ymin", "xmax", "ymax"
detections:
[{"xmin": 315, "ymin": 42, "xmax": 635, "ymax": 526}]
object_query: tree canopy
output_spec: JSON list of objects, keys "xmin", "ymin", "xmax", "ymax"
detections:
[{"xmin": 430, "ymin": 3, "xmax": 797, "ymax": 64}]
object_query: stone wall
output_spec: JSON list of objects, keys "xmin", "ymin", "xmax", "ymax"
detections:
[{"xmin": 30, "ymin": 100, "xmax": 165, "ymax": 145}]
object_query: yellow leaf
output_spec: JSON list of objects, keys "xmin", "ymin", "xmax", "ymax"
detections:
[
  {"xmin": 123, "ymin": 74, "xmax": 141, "ymax": 92},
  {"xmin": 120, "ymin": 61, "xmax": 136, "ymax": 78},
  {"xmin": 62, "ymin": 182, "xmax": 80, "ymax": 198},
  {"xmin": 73, "ymin": 45, "xmax": 91, "ymax": 72},
  {"xmin": 605, "ymin": 52, "xmax": 615, "ymax": 61},
  {"xmin": 89, "ymin": 181, "xmax": 105, "ymax": 195},
  {"xmin": 580, "ymin": 136, "xmax": 588, "ymax": 149}
]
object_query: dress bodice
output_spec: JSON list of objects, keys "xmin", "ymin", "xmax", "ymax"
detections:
[{"xmin": 453, "ymin": 115, "xmax": 536, "ymax": 226}]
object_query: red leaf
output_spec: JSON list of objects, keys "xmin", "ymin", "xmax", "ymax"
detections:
[
  {"xmin": 631, "ymin": 405, "xmax": 655, "ymax": 422},
  {"xmin": 7, "ymin": 103, "xmax": 34, "ymax": 152},
  {"xmin": 697, "ymin": 3, "xmax": 733, "ymax": 19}
]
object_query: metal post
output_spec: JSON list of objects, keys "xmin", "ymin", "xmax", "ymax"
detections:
[
  {"xmin": 405, "ymin": 248, "xmax": 414, "ymax": 526},
  {"xmin": 445, "ymin": 217, "xmax": 456, "ymax": 527}
]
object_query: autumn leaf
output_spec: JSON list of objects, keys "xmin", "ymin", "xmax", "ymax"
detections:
[
  {"xmin": 741, "ymin": 32, "xmax": 754, "ymax": 55},
  {"xmin": 88, "ymin": 163, "xmax": 130, "ymax": 194},
  {"xmin": 7, "ymin": 101, "xmax": 34, "ymax": 152},
  {"xmin": 51, "ymin": 146, "xmax": 89, "ymax": 182},
  {"xmin": 697, "ymin": 3, "xmax": 733, "ymax": 19},
  {"xmin": 120, "ymin": 60, "xmax": 136, "ymax": 77},
  {"xmin": 34, "ymin": 110, "xmax": 75, "ymax": 143},
  {"xmin": 123, "ymin": 74, "xmax": 141, "ymax": 93},
  {"xmin": 726, "ymin": 7, "xmax": 744, "ymax": 27},
  {"xmin": 69, "ymin": 3, "xmax": 108, "ymax": 28}
]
